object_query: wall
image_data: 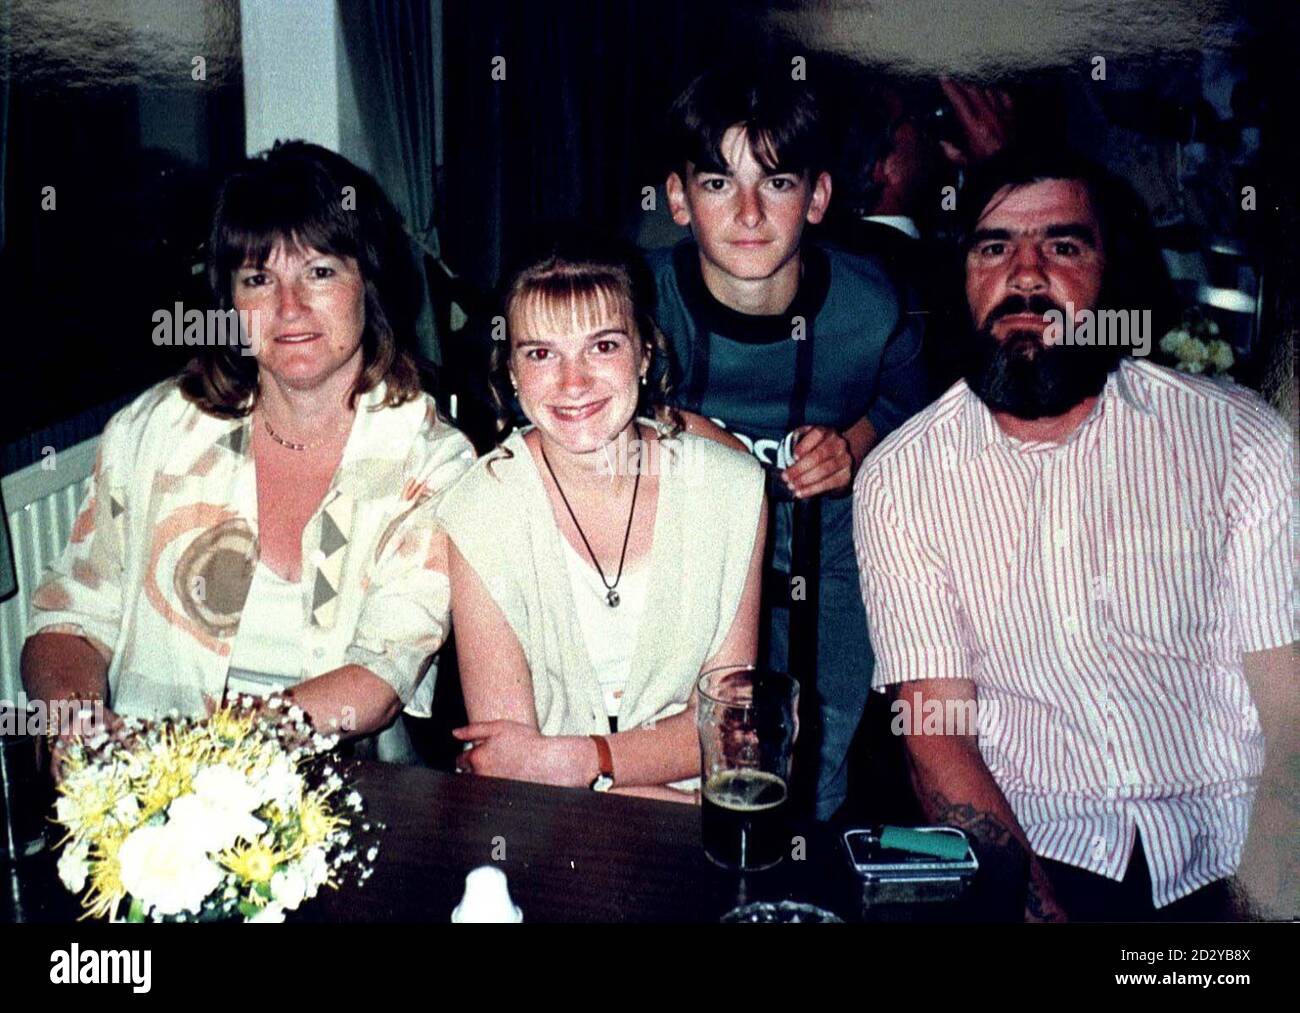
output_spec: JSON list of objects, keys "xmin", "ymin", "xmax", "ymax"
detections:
[{"xmin": 240, "ymin": 0, "xmax": 343, "ymax": 157}]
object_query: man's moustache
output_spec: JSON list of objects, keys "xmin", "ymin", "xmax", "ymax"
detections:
[{"xmin": 983, "ymin": 294, "xmax": 1064, "ymax": 326}]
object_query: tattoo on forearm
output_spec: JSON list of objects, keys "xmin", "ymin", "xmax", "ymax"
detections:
[
  {"xmin": 917, "ymin": 784, "xmax": 1064, "ymax": 921},
  {"xmin": 917, "ymin": 785, "xmax": 1014, "ymax": 850}
]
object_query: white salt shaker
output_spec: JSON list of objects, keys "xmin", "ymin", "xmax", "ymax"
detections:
[{"xmin": 451, "ymin": 865, "xmax": 523, "ymax": 923}]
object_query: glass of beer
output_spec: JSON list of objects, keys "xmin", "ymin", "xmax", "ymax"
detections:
[{"xmin": 697, "ymin": 666, "xmax": 799, "ymax": 871}]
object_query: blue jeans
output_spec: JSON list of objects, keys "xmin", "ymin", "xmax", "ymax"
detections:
[{"xmin": 767, "ymin": 564, "xmax": 874, "ymax": 820}]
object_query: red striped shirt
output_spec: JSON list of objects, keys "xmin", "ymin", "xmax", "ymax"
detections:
[{"xmin": 853, "ymin": 359, "xmax": 1295, "ymax": 907}]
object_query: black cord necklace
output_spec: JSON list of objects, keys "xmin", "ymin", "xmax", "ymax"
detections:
[{"xmin": 539, "ymin": 423, "xmax": 642, "ymax": 607}]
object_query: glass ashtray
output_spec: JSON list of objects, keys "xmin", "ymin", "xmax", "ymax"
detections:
[{"xmin": 721, "ymin": 901, "xmax": 844, "ymax": 923}]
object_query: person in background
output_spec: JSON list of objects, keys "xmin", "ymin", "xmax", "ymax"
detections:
[
  {"xmin": 647, "ymin": 66, "xmax": 930, "ymax": 820},
  {"xmin": 854, "ymin": 146, "xmax": 1296, "ymax": 920},
  {"xmin": 22, "ymin": 141, "xmax": 475, "ymax": 762},
  {"xmin": 826, "ymin": 79, "xmax": 1018, "ymax": 394},
  {"xmin": 440, "ymin": 235, "xmax": 766, "ymax": 802}
]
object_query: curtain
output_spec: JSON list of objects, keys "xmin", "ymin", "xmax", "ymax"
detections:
[
  {"xmin": 437, "ymin": 0, "xmax": 765, "ymax": 294},
  {"xmin": 339, "ymin": 0, "xmax": 443, "ymax": 362},
  {"xmin": 0, "ymin": 0, "xmax": 8, "ymax": 256},
  {"xmin": 0, "ymin": 1, "xmax": 15, "ymax": 602}
]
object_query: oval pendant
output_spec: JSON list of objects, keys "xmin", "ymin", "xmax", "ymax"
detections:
[{"xmin": 606, "ymin": 589, "xmax": 620, "ymax": 608}]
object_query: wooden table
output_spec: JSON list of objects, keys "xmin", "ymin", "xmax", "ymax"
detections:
[
  {"xmin": 312, "ymin": 762, "xmax": 862, "ymax": 922},
  {"xmin": 4, "ymin": 762, "xmax": 1017, "ymax": 923}
]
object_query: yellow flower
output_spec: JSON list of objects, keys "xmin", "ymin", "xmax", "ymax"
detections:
[
  {"xmin": 134, "ymin": 754, "xmax": 197, "ymax": 820},
  {"xmin": 209, "ymin": 705, "xmax": 255, "ymax": 744},
  {"xmin": 219, "ymin": 838, "xmax": 287, "ymax": 884},
  {"xmin": 56, "ymin": 768, "xmax": 135, "ymax": 840},
  {"xmin": 261, "ymin": 803, "xmax": 287, "ymax": 830},
  {"xmin": 296, "ymin": 793, "xmax": 345, "ymax": 851},
  {"xmin": 81, "ymin": 828, "xmax": 128, "ymax": 921},
  {"xmin": 129, "ymin": 724, "xmax": 250, "ymax": 820}
]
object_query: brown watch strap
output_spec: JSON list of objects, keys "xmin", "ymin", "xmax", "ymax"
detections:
[{"xmin": 589, "ymin": 734, "xmax": 614, "ymax": 780}]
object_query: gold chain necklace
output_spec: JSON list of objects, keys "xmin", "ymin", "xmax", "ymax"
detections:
[
  {"xmin": 262, "ymin": 416, "xmax": 312, "ymax": 451},
  {"xmin": 259, "ymin": 410, "xmax": 349, "ymax": 452}
]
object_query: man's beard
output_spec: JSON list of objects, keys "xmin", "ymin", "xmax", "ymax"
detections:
[{"xmin": 962, "ymin": 294, "xmax": 1125, "ymax": 420}]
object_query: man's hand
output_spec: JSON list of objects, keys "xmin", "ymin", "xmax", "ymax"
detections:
[
  {"xmin": 898, "ymin": 679, "xmax": 1067, "ymax": 921},
  {"xmin": 452, "ymin": 720, "xmax": 591, "ymax": 787},
  {"xmin": 938, "ymin": 79, "xmax": 1016, "ymax": 167},
  {"xmin": 1238, "ymin": 643, "xmax": 1300, "ymax": 919},
  {"xmin": 781, "ymin": 425, "xmax": 854, "ymax": 499},
  {"xmin": 1025, "ymin": 862, "xmax": 1069, "ymax": 922}
]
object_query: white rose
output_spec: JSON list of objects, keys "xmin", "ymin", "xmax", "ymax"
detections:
[
  {"xmin": 248, "ymin": 902, "xmax": 286, "ymax": 923},
  {"xmin": 113, "ymin": 794, "xmax": 141, "ymax": 826},
  {"xmin": 117, "ymin": 825, "xmax": 224, "ymax": 916},
  {"xmin": 193, "ymin": 764, "xmax": 263, "ymax": 813},
  {"xmin": 270, "ymin": 866, "xmax": 308, "ymax": 910},
  {"xmin": 57, "ymin": 838, "xmax": 91, "ymax": 894},
  {"xmin": 55, "ymin": 794, "xmax": 83, "ymax": 827},
  {"xmin": 259, "ymin": 756, "xmax": 303, "ymax": 810},
  {"xmin": 168, "ymin": 793, "xmax": 265, "ymax": 853}
]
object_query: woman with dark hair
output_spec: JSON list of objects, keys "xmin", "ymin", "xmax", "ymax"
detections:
[
  {"xmin": 438, "ymin": 237, "xmax": 767, "ymax": 801},
  {"xmin": 23, "ymin": 142, "xmax": 474, "ymax": 759}
]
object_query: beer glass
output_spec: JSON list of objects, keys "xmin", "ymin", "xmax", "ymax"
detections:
[
  {"xmin": 0, "ymin": 705, "xmax": 50, "ymax": 864},
  {"xmin": 697, "ymin": 666, "xmax": 799, "ymax": 871}
]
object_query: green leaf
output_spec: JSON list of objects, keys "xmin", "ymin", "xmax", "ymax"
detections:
[{"xmin": 127, "ymin": 897, "xmax": 146, "ymax": 923}]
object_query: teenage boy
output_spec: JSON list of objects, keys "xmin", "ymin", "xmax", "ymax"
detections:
[{"xmin": 646, "ymin": 68, "xmax": 930, "ymax": 819}]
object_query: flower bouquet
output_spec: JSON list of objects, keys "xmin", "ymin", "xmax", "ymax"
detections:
[
  {"xmin": 1159, "ymin": 309, "xmax": 1235, "ymax": 377},
  {"xmin": 53, "ymin": 694, "xmax": 380, "ymax": 923}
]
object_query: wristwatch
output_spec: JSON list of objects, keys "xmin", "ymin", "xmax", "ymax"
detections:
[{"xmin": 589, "ymin": 735, "xmax": 614, "ymax": 792}]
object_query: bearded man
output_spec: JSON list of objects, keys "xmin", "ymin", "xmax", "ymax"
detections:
[{"xmin": 852, "ymin": 148, "xmax": 1297, "ymax": 921}]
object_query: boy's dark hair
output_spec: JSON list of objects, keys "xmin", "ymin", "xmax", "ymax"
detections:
[
  {"xmin": 665, "ymin": 67, "xmax": 828, "ymax": 181},
  {"xmin": 958, "ymin": 146, "xmax": 1182, "ymax": 334}
]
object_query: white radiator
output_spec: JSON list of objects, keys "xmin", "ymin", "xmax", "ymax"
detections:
[{"xmin": 0, "ymin": 439, "xmax": 98, "ymax": 700}]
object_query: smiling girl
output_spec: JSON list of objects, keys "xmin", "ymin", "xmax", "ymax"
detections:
[{"xmin": 438, "ymin": 236, "xmax": 766, "ymax": 801}]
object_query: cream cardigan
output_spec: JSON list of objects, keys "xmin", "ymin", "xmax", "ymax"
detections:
[{"xmin": 438, "ymin": 424, "xmax": 764, "ymax": 736}]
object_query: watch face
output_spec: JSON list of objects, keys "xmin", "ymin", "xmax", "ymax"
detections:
[{"xmin": 592, "ymin": 774, "xmax": 614, "ymax": 792}]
